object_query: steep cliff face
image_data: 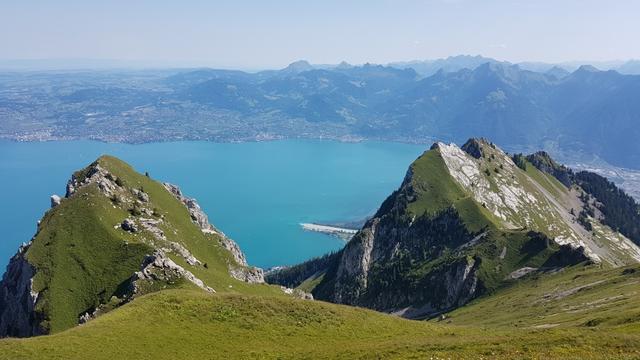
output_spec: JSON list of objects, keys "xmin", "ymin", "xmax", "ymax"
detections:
[
  {"xmin": 331, "ymin": 207, "xmax": 482, "ymax": 316},
  {"xmin": 524, "ymin": 151, "xmax": 574, "ymax": 187},
  {"xmin": 270, "ymin": 138, "xmax": 640, "ymax": 318},
  {"xmin": 0, "ymin": 243, "xmax": 41, "ymax": 337},
  {"xmin": 0, "ymin": 156, "xmax": 266, "ymax": 337}
]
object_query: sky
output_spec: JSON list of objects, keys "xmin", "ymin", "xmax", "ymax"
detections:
[{"xmin": 1, "ymin": 0, "xmax": 639, "ymax": 69}]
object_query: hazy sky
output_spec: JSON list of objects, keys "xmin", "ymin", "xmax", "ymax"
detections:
[{"xmin": 1, "ymin": 0, "xmax": 638, "ymax": 69}]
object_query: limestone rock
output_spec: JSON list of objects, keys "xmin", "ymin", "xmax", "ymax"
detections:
[
  {"xmin": 50, "ymin": 194, "xmax": 61, "ymax": 208},
  {"xmin": 121, "ymin": 218, "xmax": 138, "ymax": 233},
  {"xmin": 229, "ymin": 266, "xmax": 265, "ymax": 284},
  {"xmin": 131, "ymin": 251, "xmax": 214, "ymax": 294},
  {"xmin": 65, "ymin": 163, "xmax": 117, "ymax": 198},
  {"xmin": 78, "ymin": 312, "xmax": 92, "ymax": 325},
  {"xmin": 460, "ymin": 138, "xmax": 486, "ymax": 159},
  {"xmin": 0, "ymin": 242, "xmax": 42, "ymax": 338},
  {"xmin": 132, "ymin": 188, "xmax": 150, "ymax": 203},
  {"xmin": 280, "ymin": 286, "xmax": 314, "ymax": 300}
]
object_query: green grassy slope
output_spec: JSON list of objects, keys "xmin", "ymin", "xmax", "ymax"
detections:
[
  {"xmin": 21, "ymin": 155, "xmax": 282, "ymax": 335},
  {"xmin": 444, "ymin": 263, "xmax": 640, "ymax": 329},
  {"xmin": 406, "ymin": 149, "xmax": 468, "ymax": 217},
  {"xmin": 26, "ymin": 181, "xmax": 152, "ymax": 334},
  {"xmin": 1, "ymin": 289, "xmax": 639, "ymax": 360},
  {"xmin": 408, "ymin": 149, "xmax": 502, "ymax": 231}
]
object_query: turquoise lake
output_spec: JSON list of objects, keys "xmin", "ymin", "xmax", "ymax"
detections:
[{"xmin": 0, "ymin": 140, "xmax": 425, "ymax": 270}]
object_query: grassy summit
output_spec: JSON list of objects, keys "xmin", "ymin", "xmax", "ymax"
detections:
[
  {"xmin": 269, "ymin": 139, "xmax": 640, "ymax": 318},
  {"xmin": 4, "ymin": 155, "xmax": 282, "ymax": 336}
]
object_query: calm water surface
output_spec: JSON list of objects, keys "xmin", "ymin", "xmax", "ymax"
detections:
[{"xmin": 0, "ymin": 140, "xmax": 425, "ymax": 270}]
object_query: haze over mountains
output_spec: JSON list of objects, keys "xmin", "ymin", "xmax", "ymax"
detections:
[
  {"xmin": 389, "ymin": 55, "xmax": 640, "ymax": 76},
  {"xmin": 1, "ymin": 54, "xmax": 640, "ymax": 173},
  {"xmin": 2, "ymin": 55, "xmax": 640, "ymax": 75}
]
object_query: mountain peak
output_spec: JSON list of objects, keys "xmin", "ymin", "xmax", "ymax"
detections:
[
  {"xmin": 271, "ymin": 137, "xmax": 640, "ymax": 319},
  {"xmin": 0, "ymin": 155, "xmax": 267, "ymax": 337},
  {"xmin": 335, "ymin": 61, "xmax": 352, "ymax": 70},
  {"xmin": 545, "ymin": 66, "xmax": 570, "ymax": 79},
  {"xmin": 461, "ymin": 138, "xmax": 494, "ymax": 159},
  {"xmin": 282, "ymin": 60, "xmax": 314, "ymax": 73},
  {"xmin": 575, "ymin": 64, "xmax": 600, "ymax": 73},
  {"xmin": 430, "ymin": 138, "xmax": 496, "ymax": 159}
]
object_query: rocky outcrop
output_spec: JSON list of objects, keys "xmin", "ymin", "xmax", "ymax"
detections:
[
  {"xmin": 132, "ymin": 188, "xmax": 149, "ymax": 203},
  {"xmin": 163, "ymin": 183, "xmax": 264, "ymax": 283},
  {"xmin": 526, "ymin": 151, "xmax": 574, "ymax": 187},
  {"xmin": 66, "ymin": 163, "xmax": 119, "ymax": 198},
  {"xmin": 280, "ymin": 286, "xmax": 314, "ymax": 300},
  {"xmin": 131, "ymin": 250, "xmax": 214, "ymax": 294},
  {"xmin": 50, "ymin": 194, "xmax": 61, "ymax": 208},
  {"xmin": 392, "ymin": 258, "xmax": 479, "ymax": 319},
  {"xmin": 229, "ymin": 266, "xmax": 265, "ymax": 284},
  {"xmin": 333, "ymin": 219, "xmax": 377, "ymax": 304},
  {"xmin": 163, "ymin": 183, "xmax": 220, "ymax": 234},
  {"xmin": 0, "ymin": 243, "xmax": 41, "ymax": 338},
  {"xmin": 461, "ymin": 138, "xmax": 487, "ymax": 159},
  {"xmin": 121, "ymin": 218, "xmax": 138, "ymax": 233},
  {"xmin": 78, "ymin": 249, "xmax": 216, "ymax": 326},
  {"xmin": 326, "ymin": 200, "xmax": 482, "ymax": 317}
]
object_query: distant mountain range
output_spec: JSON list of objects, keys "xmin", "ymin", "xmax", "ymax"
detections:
[
  {"xmin": 1, "ymin": 56, "xmax": 640, "ymax": 171},
  {"xmin": 389, "ymin": 55, "xmax": 640, "ymax": 76}
]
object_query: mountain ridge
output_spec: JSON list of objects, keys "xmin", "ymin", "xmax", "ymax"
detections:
[
  {"xmin": 267, "ymin": 138, "xmax": 640, "ymax": 318},
  {"xmin": 3, "ymin": 61, "xmax": 640, "ymax": 170},
  {"xmin": 0, "ymin": 155, "xmax": 280, "ymax": 337}
]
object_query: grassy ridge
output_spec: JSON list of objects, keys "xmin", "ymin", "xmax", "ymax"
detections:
[
  {"xmin": 383, "ymin": 145, "xmax": 586, "ymax": 292},
  {"xmin": 22, "ymin": 156, "xmax": 283, "ymax": 334},
  {"xmin": 98, "ymin": 156, "xmax": 283, "ymax": 297},
  {"xmin": 285, "ymin": 144, "xmax": 592, "ymax": 308},
  {"xmin": 407, "ymin": 149, "xmax": 469, "ymax": 217},
  {"xmin": 0, "ymin": 289, "xmax": 639, "ymax": 359},
  {"xmin": 26, "ymin": 182, "xmax": 153, "ymax": 333}
]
